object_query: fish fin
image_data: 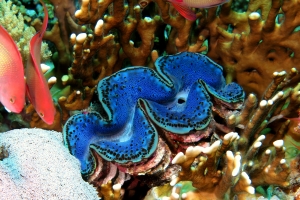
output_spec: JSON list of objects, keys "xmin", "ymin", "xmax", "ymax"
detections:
[
  {"xmin": 26, "ymin": 0, "xmax": 49, "ymax": 90},
  {"xmin": 170, "ymin": 1, "xmax": 197, "ymax": 21},
  {"xmin": 269, "ymin": 115, "xmax": 300, "ymax": 124},
  {"xmin": 26, "ymin": 0, "xmax": 49, "ymax": 102},
  {"xmin": 28, "ymin": 0, "xmax": 49, "ymax": 82},
  {"xmin": 285, "ymin": 117, "xmax": 300, "ymax": 122}
]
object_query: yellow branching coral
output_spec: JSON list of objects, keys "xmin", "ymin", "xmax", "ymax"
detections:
[
  {"xmin": 69, "ymin": 0, "xmax": 300, "ymax": 100},
  {"xmin": 202, "ymin": 0, "xmax": 300, "ymax": 100},
  {"xmin": 0, "ymin": 0, "xmax": 51, "ymax": 63},
  {"xmin": 144, "ymin": 69, "xmax": 299, "ymax": 199}
]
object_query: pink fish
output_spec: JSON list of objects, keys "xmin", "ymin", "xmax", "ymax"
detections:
[
  {"xmin": 25, "ymin": 0, "xmax": 56, "ymax": 125},
  {"xmin": 167, "ymin": 0, "xmax": 229, "ymax": 20},
  {"xmin": 0, "ymin": 25, "xmax": 25, "ymax": 113},
  {"xmin": 285, "ymin": 117, "xmax": 300, "ymax": 122}
]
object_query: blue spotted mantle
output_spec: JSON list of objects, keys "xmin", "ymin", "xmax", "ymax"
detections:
[{"xmin": 63, "ymin": 52, "xmax": 244, "ymax": 177}]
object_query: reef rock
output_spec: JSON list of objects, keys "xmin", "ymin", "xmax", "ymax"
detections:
[{"xmin": 0, "ymin": 128, "xmax": 98, "ymax": 200}]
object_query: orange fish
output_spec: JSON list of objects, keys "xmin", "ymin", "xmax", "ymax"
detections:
[
  {"xmin": 167, "ymin": 0, "xmax": 229, "ymax": 20},
  {"xmin": 25, "ymin": 0, "xmax": 56, "ymax": 124},
  {"xmin": 0, "ymin": 25, "xmax": 25, "ymax": 113}
]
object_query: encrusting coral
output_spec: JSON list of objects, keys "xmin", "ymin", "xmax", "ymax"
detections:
[{"xmin": 0, "ymin": 128, "xmax": 99, "ymax": 199}]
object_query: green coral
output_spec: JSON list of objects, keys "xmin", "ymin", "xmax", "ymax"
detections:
[{"xmin": 0, "ymin": 0, "xmax": 52, "ymax": 64}]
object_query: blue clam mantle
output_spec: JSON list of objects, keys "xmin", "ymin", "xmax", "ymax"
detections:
[{"xmin": 63, "ymin": 52, "xmax": 244, "ymax": 177}]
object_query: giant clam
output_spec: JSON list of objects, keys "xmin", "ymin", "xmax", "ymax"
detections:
[{"xmin": 63, "ymin": 52, "xmax": 244, "ymax": 184}]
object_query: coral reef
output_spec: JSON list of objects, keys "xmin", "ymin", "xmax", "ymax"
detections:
[
  {"xmin": 45, "ymin": 0, "xmax": 81, "ymax": 69},
  {"xmin": 206, "ymin": 0, "xmax": 300, "ymax": 100},
  {"xmin": 8, "ymin": 0, "xmax": 300, "ymax": 131},
  {"xmin": 0, "ymin": 128, "xmax": 99, "ymax": 199},
  {"xmin": 69, "ymin": 0, "xmax": 300, "ymax": 100},
  {"xmin": 1, "ymin": 0, "xmax": 300, "ymax": 199}
]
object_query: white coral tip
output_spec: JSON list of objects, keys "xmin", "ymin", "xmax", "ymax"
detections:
[
  {"xmin": 144, "ymin": 17, "xmax": 152, "ymax": 22},
  {"xmin": 74, "ymin": 10, "xmax": 82, "ymax": 17},
  {"xmin": 185, "ymin": 146, "xmax": 194, "ymax": 155},
  {"xmin": 48, "ymin": 77, "xmax": 57, "ymax": 84},
  {"xmin": 247, "ymin": 186, "xmax": 255, "ymax": 194},
  {"xmin": 241, "ymin": 172, "xmax": 251, "ymax": 184},
  {"xmin": 41, "ymin": 63, "xmax": 50, "ymax": 73},
  {"xmin": 186, "ymin": 146, "xmax": 202, "ymax": 158},
  {"xmin": 112, "ymin": 183, "xmax": 121, "ymax": 191},
  {"xmin": 270, "ymin": 91, "xmax": 284, "ymax": 102},
  {"xmin": 256, "ymin": 135, "xmax": 265, "ymax": 142},
  {"xmin": 232, "ymin": 168, "xmax": 240, "ymax": 177},
  {"xmin": 134, "ymin": 5, "xmax": 141, "ymax": 10},
  {"xmin": 249, "ymin": 93, "xmax": 255, "ymax": 98},
  {"xmin": 171, "ymin": 193, "xmax": 179, "ymax": 199},
  {"xmin": 170, "ymin": 177, "xmax": 178, "ymax": 186},
  {"xmin": 253, "ymin": 141, "xmax": 262, "ymax": 149},
  {"xmin": 259, "ymin": 100, "xmax": 267, "ymax": 107},
  {"xmin": 70, "ymin": 33, "xmax": 76, "ymax": 44},
  {"xmin": 232, "ymin": 154, "xmax": 241, "ymax": 176},
  {"xmin": 249, "ymin": 12, "xmax": 260, "ymax": 20},
  {"xmin": 280, "ymin": 159, "xmax": 286, "ymax": 164},
  {"xmin": 267, "ymin": 100, "xmax": 273, "ymax": 106},
  {"xmin": 264, "ymin": 165, "xmax": 271, "ymax": 173},
  {"xmin": 70, "ymin": 33, "xmax": 76, "ymax": 39},
  {"xmin": 181, "ymin": 193, "xmax": 187, "ymax": 199},
  {"xmin": 76, "ymin": 33, "xmax": 87, "ymax": 43},
  {"xmin": 279, "ymin": 71, "xmax": 286, "ymax": 76},
  {"xmin": 203, "ymin": 140, "xmax": 220, "ymax": 154},
  {"xmin": 276, "ymin": 91, "xmax": 284, "ymax": 98},
  {"xmin": 224, "ymin": 132, "xmax": 234, "ymax": 141},
  {"xmin": 94, "ymin": 19, "xmax": 104, "ymax": 35},
  {"xmin": 225, "ymin": 132, "xmax": 239, "ymax": 143},
  {"xmin": 172, "ymin": 152, "xmax": 185, "ymax": 164},
  {"xmin": 273, "ymin": 140, "xmax": 284, "ymax": 148},
  {"xmin": 226, "ymin": 150, "xmax": 234, "ymax": 160},
  {"xmin": 247, "ymin": 160, "xmax": 253, "ymax": 167}
]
